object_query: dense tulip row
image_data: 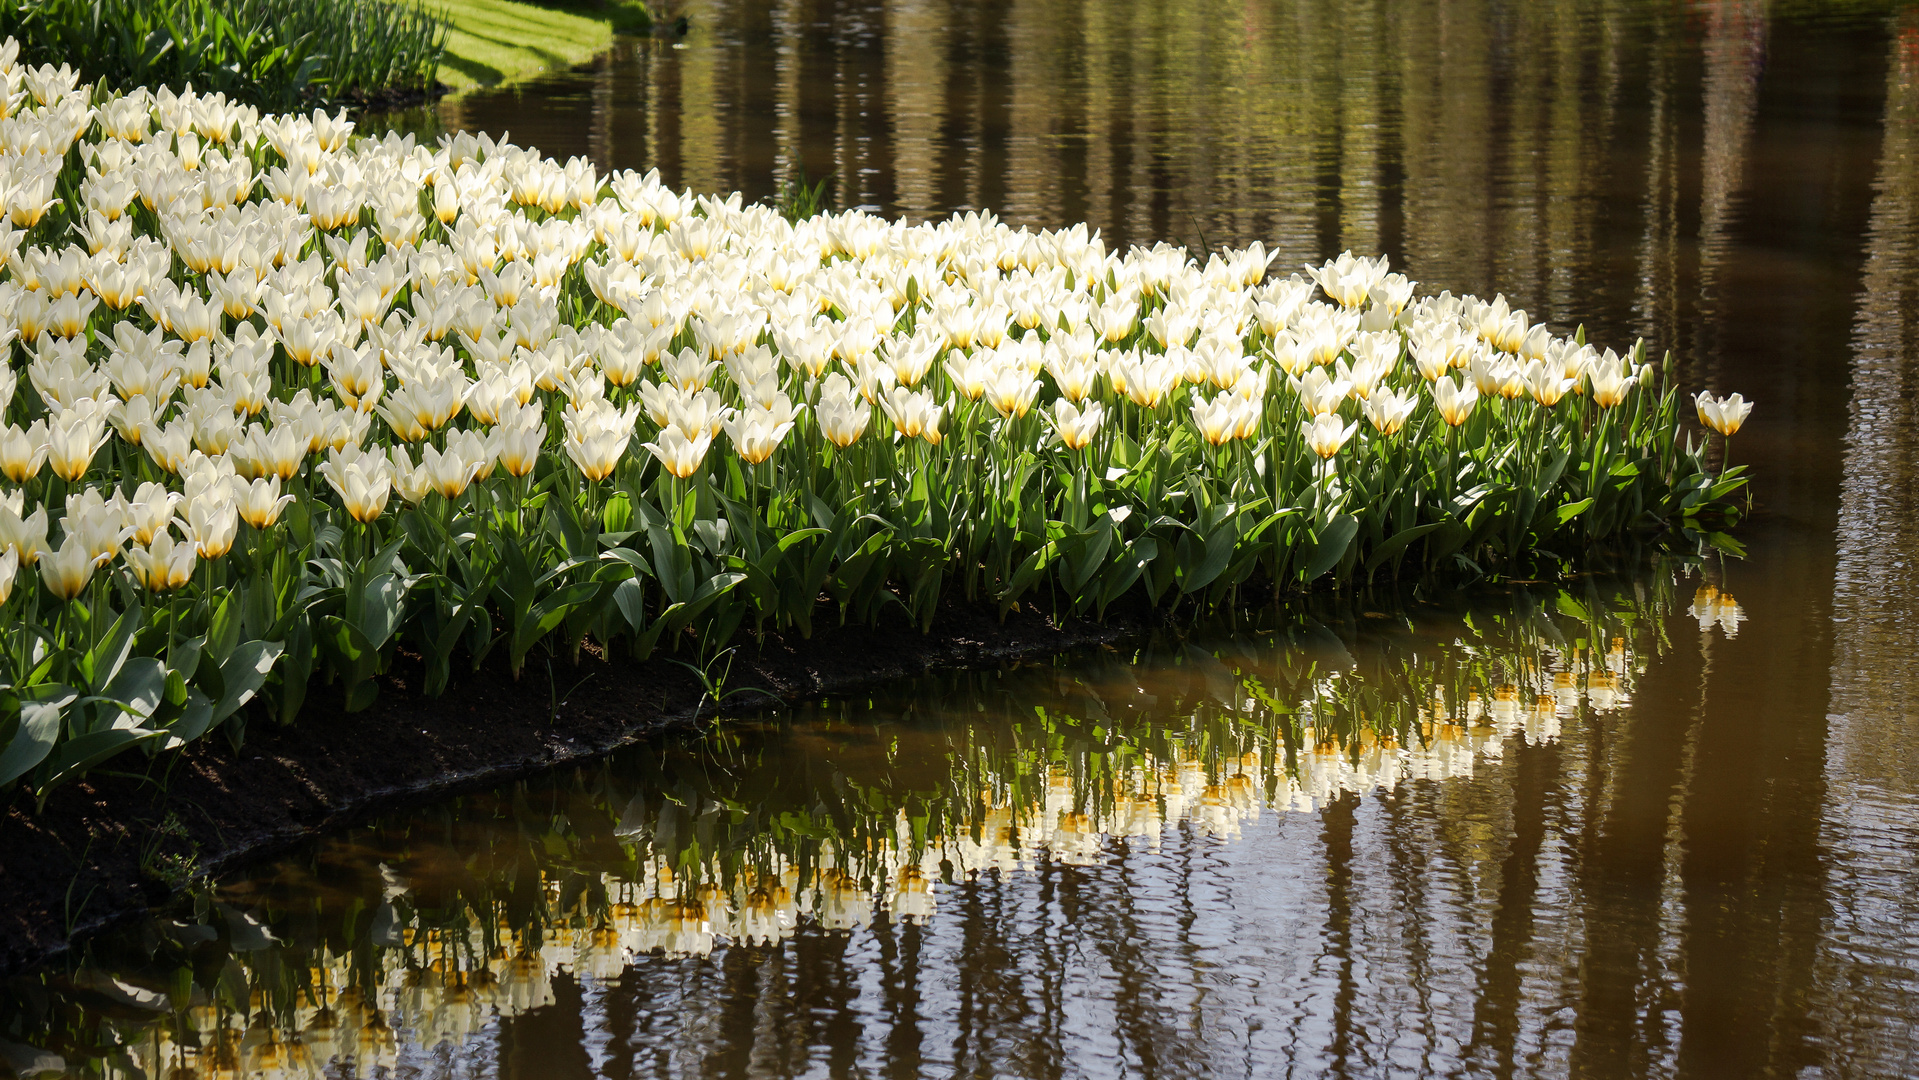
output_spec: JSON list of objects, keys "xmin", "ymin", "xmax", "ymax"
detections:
[{"xmin": 0, "ymin": 49, "xmax": 1748, "ymax": 800}]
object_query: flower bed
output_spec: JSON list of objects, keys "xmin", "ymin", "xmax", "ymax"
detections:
[{"xmin": 0, "ymin": 52, "xmax": 1749, "ymax": 802}]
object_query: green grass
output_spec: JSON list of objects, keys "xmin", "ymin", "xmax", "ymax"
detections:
[{"xmin": 438, "ymin": 0, "xmax": 650, "ymax": 91}]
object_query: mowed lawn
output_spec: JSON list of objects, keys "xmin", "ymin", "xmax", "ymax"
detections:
[{"xmin": 438, "ymin": 0, "xmax": 645, "ymax": 90}]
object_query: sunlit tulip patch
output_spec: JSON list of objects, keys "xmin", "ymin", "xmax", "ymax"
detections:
[{"xmin": 0, "ymin": 48, "xmax": 1748, "ymax": 798}]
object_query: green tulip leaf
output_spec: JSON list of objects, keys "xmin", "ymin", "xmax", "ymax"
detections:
[
  {"xmin": 0, "ymin": 687, "xmax": 75, "ymax": 788},
  {"xmin": 1303, "ymin": 514, "xmax": 1360, "ymax": 581}
]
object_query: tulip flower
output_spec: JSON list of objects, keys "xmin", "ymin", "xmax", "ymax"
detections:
[
  {"xmin": 9, "ymin": 168, "xmax": 58, "ymax": 228},
  {"xmin": 466, "ymin": 370, "xmax": 521, "ymax": 427},
  {"xmin": 641, "ymin": 425, "xmax": 712, "ymax": 480},
  {"xmin": 1306, "ymin": 251, "xmax": 1388, "ymax": 309},
  {"xmin": 0, "ymin": 420, "xmax": 49, "ymax": 482},
  {"xmin": 662, "ymin": 348, "xmax": 720, "ymax": 391},
  {"xmin": 178, "ymin": 498, "xmax": 239, "ymax": 559},
  {"xmin": 882, "ymin": 336, "xmax": 938, "ymax": 388},
  {"xmin": 125, "ymin": 532, "xmax": 198, "ymax": 592},
  {"xmin": 318, "ymin": 455, "xmax": 393, "ymax": 523},
  {"xmin": 99, "ymin": 95, "xmax": 150, "ymax": 142},
  {"xmin": 660, "ymin": 394, "xmax": 726, "ymax": 440},
  {"xmin": 1302, "ymin": 414, "xmax": 1358, "ymax": 459},
  {"xmin": 180, "ymin": 340, "xmax": 213, "ymax": 389},
  {"xmin": 236, "ymin": 476, "xmax": 297, "ymax": 529},
  {"xmin": 232, "ymin": 422, "xmax": 308, "ymax": 481},
  {"xmin": 165, "ymin": 293, "xmax": 222, "ymax": 343},
  {"xmin": 1046, "ymin": 355, "xmax": 1102, "ymax": 402},
  {"xmin": 1694, "ymin": 391, "xmax": 1753, "ymax": 437},
  {"xmin": 192, "ymin": 411, "xmax": 239, "ymax": 456},
  {"xmin": 377, "ymin": 380, "xmax": 463, "ymax": 440},
  {"xmin": 1363, "ymin": 387, "xmax": 1416, "ymax": 436},
  {"xmin": 104, "ymin": 351, "xmax": 180, "ymax": 402},
  {"xmin": 46, "ymin": 402, "xmax": 113, "ymax": 482},
  {"xmin": 0, "ymin": 498, "xmax": 47, "ymax": 566},
  {"xmin": 422, "ymin": 445, "xmax": 483, "ymax": 499},
  {"xmin": 1431, "ymin": 375, "xmax": 1479, "ymax": 427},
  {"xmin": 1112, "ymin": 352, "xmax": 1181, "ymax": 409},
  {"xmin": 1190, "ymin": 391, "xmax": 1251, "ymax": 446},
  {"xmin": 326, "ymin": 344, "xmax": 386, "ymax": 410},
  {"xmin": 817, "ymin": 390, "xmax": 872, "ymax": 449},
  {"xmin": 1524, "ymin": 360, "xmax": 1577, "ymax": 408},
  {"xmin": 88, "ymin": 258, "xmax": 142, "ymax": 310},
  {"xmin": 141, "ymin": 419, "xmax": 195, "ymax": 474},
  {"xmin": 432, "ymin": 170, "xmax": 460, "ymax": 224},
  {"xmin": 1290, "ymin": 302, "xmax": 1359, "ymax": 365},
  {"xmin": 497, "ymin": 422, "xmax": 546, "ymax": 477},
  {"xmin": 1051, "ymin": 399, "xmax": 1106, "ymax": 451},
  {"xmin": 599, "ymin": 335, "xmax": 649, "ymax": 388},
  {"xmin": 1290, "ymin": 367, "xmax": 1351, "ymax": 417},
  {"xmin": 208, "ymin": 270, "xmax": 262, "ymax": 320},
  {"xmin": 850, "ymin": 354, "xmax": 897, "ymax": 407},
  {"xmin": 1267, "ymin": 336, "xmax": 1312, "ymax": 378},
  {"xmin": 1589, "ymin": 351, "xmax": 1638, "ymax": 408},
  {"xmin": 1469, "ymin": 349, "xmax": 1515, "ymax": 397},
  {"xmin": 724, "ymin": 345, "xmax": 779, "ymax": 391},
  {"xmin": 392, "ymin": 459, "xmax": 433, "ymax": 504},
  {"xmin": 40, "ymin": 534, "xmax": 101, "ymax": 600},
  {"xmin": 879, "ymin": 386, "xmax": 944, "ymax": 444},
  {"xmin": 446, "ymin": 429, "xmax": 499, "ymax": 481},
  {"xmin": 63, "ymin": 488, "xmax": 128, "ymax": 556},
  {"xmin": 107, "ymin": 394, "xmax": 161, "ymax": 445},
  {"xmin": 278, "ymin": 317, "xmax": 337, "ymax": 369},
  {"xmin": 721, "ymin": 411, "xmax": 796, "ymax": 466},
  {"xmin": 125, "ymin": 482, "xmax": 182, "ymax": 546},
  {"xmin": 13, "ymin": 290, "xmax": 48, "ymax": 341},
  {"xmin": 937, "ymin": 342, "xmax": 994, "ymax": 397},
  {"xmin": 1494, "ymin": 359, "xmax": 1529, "ymax": 401},
  {"xmin": 983, "ymin": 367, "xmax": 1042, "ymax": 419}
]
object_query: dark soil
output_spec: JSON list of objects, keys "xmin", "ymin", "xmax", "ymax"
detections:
[
  {"xmin": 0, "ymin": 597, "xmax": 1159, "ymax": 977},
  {"xmin": 340, "ymin": 80, "xmax": 451, "ymax": 114}
]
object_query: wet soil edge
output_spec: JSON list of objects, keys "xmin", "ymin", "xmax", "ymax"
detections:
[{"xmin": 0, "ymin": 597, "xmax": 1159, "ymax": 977}]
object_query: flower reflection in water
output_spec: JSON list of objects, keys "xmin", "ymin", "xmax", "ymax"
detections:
[
  {"xmin": 1690, "ymin": 584, "xmax": 1748, "ymax": 637},
  {"xmin": 4, "ymin": 575, "xmax": 1691, "ymax": 1079}
]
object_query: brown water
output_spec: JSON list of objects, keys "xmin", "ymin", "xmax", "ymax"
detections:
[{"xmin": 9, "ymin": 0, "xmax": 1919, "ymax": 1076}]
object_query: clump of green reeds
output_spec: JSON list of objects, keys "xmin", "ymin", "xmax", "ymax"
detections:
[{"xmin": 0, "ymin": 0, "xmax": 446, "ymax": 111}]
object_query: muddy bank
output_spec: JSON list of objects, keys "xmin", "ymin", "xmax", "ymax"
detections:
[{"xmin": 0, "ymin": 598, "xmax": 1158, "ymax": 977}]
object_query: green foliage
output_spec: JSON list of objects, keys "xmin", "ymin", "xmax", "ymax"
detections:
[
  {"xmin": 0, "ymin": 0, "xmax": 447, "ymax": 110},
  {"xmin": 771, "ymin": 168, "xmax": 834, "ymax": 223}
]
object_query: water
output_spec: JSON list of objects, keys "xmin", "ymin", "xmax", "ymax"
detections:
[
  {"xmin": 9, "ymin": 0, "xmax": 1919, "ymax": 1076},
  {"xmin": 7, "ymin": 581, "xmax": 1699, "ymax": 1078}
]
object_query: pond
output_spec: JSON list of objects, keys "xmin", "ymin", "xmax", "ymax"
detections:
[{"xmin": 7, "ymin": 0, "xmax": 1919, "ymax": 1076}]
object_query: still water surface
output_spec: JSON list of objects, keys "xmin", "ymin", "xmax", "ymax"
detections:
[{"xmin": 10, "ymin": 0, "xmax": 1919, "ymax": 1076}]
